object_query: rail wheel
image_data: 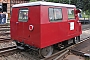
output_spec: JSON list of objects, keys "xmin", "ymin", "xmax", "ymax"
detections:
[
  {"xmin": 74, "ymin": 36, "xmax": 80, "ymax": 44},
  {"xmin": 39, "ymin": 46, "xmax": 53, "ymax": 58}
]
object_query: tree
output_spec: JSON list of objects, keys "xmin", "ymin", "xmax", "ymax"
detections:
[
  {"xmin": 82, "ymin": 0, "xmax": 90, "ymax": 11},
  {"xmin": 30, "ymin": 0, "xmax": 37, "ymax": 2},
  {"xmin": 30, "ymin": 0, "xmax": 90, "ymax": 13}
]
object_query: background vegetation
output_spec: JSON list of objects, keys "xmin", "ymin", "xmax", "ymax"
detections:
[{"xmin": 30, "ymin": 0, "xmax": 90, "ymax": 18}]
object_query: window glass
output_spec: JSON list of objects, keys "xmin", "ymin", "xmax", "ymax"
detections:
[
  {"xmin": 54, "ymin": 8, "xmax": 62, "ymax": 20},
  {"xmin": 49, "ymin": 8, "xmax": 62, "ymax": 22},
  {"xmin": 18, "ymin": 8, "xmax": 28, "ymax": 22},
  {"xmin": 49, "ymin": 8, "xmax": 54, "ymax": 21},
  {"xmin": 68, "ymin": 9, "xmax": 75, "ymax": 19}
]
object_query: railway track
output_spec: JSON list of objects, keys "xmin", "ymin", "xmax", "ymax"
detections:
[
  {"xmin": 82, "ymin": 24, "xmax": 90, "ymax": 31},
  {"xmin": 0, "ymin": 24, "xmax": 89, "ymax": 60},
  {"xmin": 0, "ymin": 24, "xmax": 39, "ymax": 60},
  {"xmin": 41, "ymin": 28, "xmax": 90, "ymax": 60},
  {"xmin": 41, "ymin": 37, "xmax": 90, "ymax": 60},
  {"xmin": 0, "ymin": 24, "xmax": 17, "ymax": 55}
]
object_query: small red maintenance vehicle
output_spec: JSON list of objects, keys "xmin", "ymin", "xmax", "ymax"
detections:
[{"xmin": 10, "ymin": 1, "xmax": 82, "ymax": 57}]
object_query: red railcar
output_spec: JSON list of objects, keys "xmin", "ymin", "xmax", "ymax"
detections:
[{"xmin": 10, "ymin": 1, "xmax": 82, "ymax": 57}]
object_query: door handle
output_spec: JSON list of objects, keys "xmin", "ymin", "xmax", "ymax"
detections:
[{"xmin": 16, "ymin": 22, "xmax": 19, "ymax": 24}]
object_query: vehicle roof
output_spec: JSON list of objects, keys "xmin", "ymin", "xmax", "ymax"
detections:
[{"xmin": 12, "ymin": 1, "xmax": 76, "ymax": 8}]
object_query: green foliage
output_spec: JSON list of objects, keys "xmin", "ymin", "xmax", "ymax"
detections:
[
  {"xmin": 30, "ymin": 0, "xmax": 37, "ymax": 2},
  {"xmin": 86, "ymin": 10, "xmax": 90, "ymax": 15},
  {"xmin": 47, "ymin": 0, "xmax": 69, "ymax": 3},
  {"xmin": 47, "ymin": 0, "xmax": 90, "ymax": 13},
  {"xmin": 47, "ymin": 0, "xmax": 59, "ymax": 3},
  {"xmin": 29, "ymin": 0, "xmax": 90, "ymax": 14},
  {"xmin": 82, "ymin": 0, "xmax": 90, "ymax": 11}
]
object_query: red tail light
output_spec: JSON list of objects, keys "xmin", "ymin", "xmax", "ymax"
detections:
[{"xmin": 29, "ymin": 25, "xmax": 34, "ymax": 31}]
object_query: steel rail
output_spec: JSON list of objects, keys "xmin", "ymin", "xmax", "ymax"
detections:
[
  {"xmin": 0, "ymin": 26, "xmax": 10, "ymax": 28},
  {"xmin": 0, "ymin": 24, "xmax": 17, "ymax": 56},
  {"xmin": 41, "ymin": 37, "xmax": 90, "ymax": 60}
]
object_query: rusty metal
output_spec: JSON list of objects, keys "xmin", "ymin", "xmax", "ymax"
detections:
[
  {"xmin": 0, "ymin": 26, "xmax": 10, "ymax": 28},
  {"xmin": 0, "ymin": 47, "xmax": 17, "ymax": 54},
  {"xmin": 0, "ymin": 29, "xmax": 10, "ymax": 31},
  {"xmin": 41, "ymin": 37, "xmax": 90, "ymax": 60},
  {"xmin": 70, "ymin": 37, "xmax": 90, "ymax": 57},
  {"xmin": 0, "ymin": 38, "xmax": 11, "ymax": 41},
  {"xmin": 0, "ymin": 40, "xmax": 17, "ymax": 55},
  {"xmin": 41, "ymin": 45, "xmax": 72, "ymax": 60},
  {"xmin": 0, "ymin": 32, "xmax": 10, "ymax": 35},
  {"xmin": 53, "ymin": 50, "xmax": 69, "ymax": 60},
  {"xmin": 0, "ymin": 24, "xmax": 10, "ymax": 41},
  {"xmin": 0, "ymin": 24, "xmax": 17, "ymax": 55}
]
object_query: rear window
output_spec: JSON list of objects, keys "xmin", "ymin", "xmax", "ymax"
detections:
[
  {"xmin": 49, "ymin": 8, "xmax": 62, "ymax": 22},
  {"xmin": 68, "ymin": 9, "xmax": 75, "ymax": 19},
  {"xmin": 18, "ymin": 8, "xmax": 29, "ymax": 22}
]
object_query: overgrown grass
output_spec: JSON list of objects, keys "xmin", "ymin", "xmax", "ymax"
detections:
[{"xmin": 81, "ymin": 14, "xmax": 90, "ymax": 18}]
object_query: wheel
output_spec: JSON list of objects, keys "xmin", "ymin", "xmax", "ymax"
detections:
[
  {"xmin": 74, "ymin": 36, "xmax": 80, "ymax": 44},
  {"xmin": 39, "ymin": 46, "xmax": 53, "ymax": 58}
]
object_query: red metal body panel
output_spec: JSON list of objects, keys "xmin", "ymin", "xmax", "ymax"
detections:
[
  {"xmin": 10, "ymin": 5, "xmax": 82, "ymax": 48},
  {"xmin": 40, "ymin": 6, "xmax": 82, "ymax": 48},
  {"xmin": 11, "ymin": 6, "xmax": 41, "ymax": 48}
]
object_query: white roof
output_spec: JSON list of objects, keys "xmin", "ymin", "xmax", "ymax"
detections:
[{"xmin": 12, "ymin": 1, "xmax": 76, "ymax": 8}]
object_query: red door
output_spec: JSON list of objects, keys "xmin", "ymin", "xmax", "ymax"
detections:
[
  {"xmin": 67, "ymin": 8, "xmax": 77, "ymax": 36},
  {"xmin": 16, "ymin": 8, "xmax": 29, "ymax": 42}
]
